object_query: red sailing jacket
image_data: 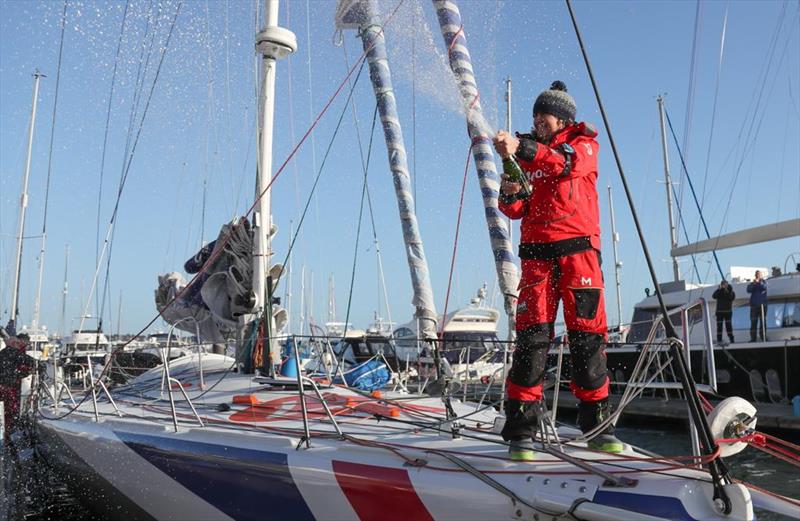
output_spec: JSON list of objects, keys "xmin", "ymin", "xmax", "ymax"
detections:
[{"xmin": 499, "ymin": 122, "xmax": 602, "ymax": 250}]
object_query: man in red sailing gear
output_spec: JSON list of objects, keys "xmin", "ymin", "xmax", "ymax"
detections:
[
  {"xmin": 493, "ymin": 81, "xmax": 622, "ymax": 459},
  {"xmin": 0, "ymin": 332, "xmax": 36, "ymax": 443}
]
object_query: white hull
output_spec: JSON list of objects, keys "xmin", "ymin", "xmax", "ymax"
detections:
[{"xmin": 34, "ymin": 354, "xmax": 772, "ymax": 520}]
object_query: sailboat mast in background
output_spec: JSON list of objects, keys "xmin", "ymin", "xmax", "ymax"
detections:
[
  {"xmin": 8, "ymin": 70, "xmax": 44, "ymax": 334},
  {"xmin": 657, "ymin": 95, "xmax": 681, "ymax": 283}
]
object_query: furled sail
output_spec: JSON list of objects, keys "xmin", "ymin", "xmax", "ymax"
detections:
[
  {"xmin": 432, "ymin": 0, "xmax": 520, "ymax": 335},
  {"xmin": 155, "ymin": 218, "xmax": 285, "ymax": 345},
  {"xmin": 336, "ymin": 0, "xmax": 439, "ymax": 340}
]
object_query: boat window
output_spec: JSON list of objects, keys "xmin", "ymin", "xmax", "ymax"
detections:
[
  {"xmin": 628, "ymin": 308, "xmax": 658, "ymax": 343},
  {"xmin": 783, "ymin": 300, "xmax": 800, "ymax": 327},
  {"xmin": 731, "ymin": 305, "xmax": 751, "ymax": 330},
  {"xmin": 393, "ymin": 328, "xmax": 416, "ymax": 349},
  {"xmin": 367, "ymin": 338, "xmax": 396, "ymax": 358},
  {"xmin": 732, "ymin": 299, "xmax": 800, "ymax": 329},
  {"xmin": 768, "ymin": 299, "xmax": 800, "ymax": 329},
  {"xmin": 440, "ymin": 332, "xmax": 501, "ymax": 364}
]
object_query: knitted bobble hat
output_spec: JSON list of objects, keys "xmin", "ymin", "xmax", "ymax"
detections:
[{"xmin": 532, "ymin": 80, "xmax": 577, "ymax": 122}]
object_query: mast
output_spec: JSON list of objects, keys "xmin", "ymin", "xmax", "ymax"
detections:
[
  {"xmin": 607, "ymin": 186, "xmax": 623, "ymax": 330},
  {"xmin": 253, "ymin": 0, "xmax": 296, "ymax": 369},
  {"xmin": 59, "ymin": 244, "xmax": 69, "ymax": 339},
  {"xmin": 432, "ymin": 0, "xmax": 520, "ymax": 338},
  {"xmin": 335, "ymin": 0, "xmax": 439, "ymax": 339},
  {"xmin": 657, "ymin": 95, "xmax": 680, "ymax": 282},
  {"xmin": 9, "ymin": 70, "xmax": 44, "ymax": 333},
  {"xmin": 116, "ymin": 290, "xmax": 123, "ymax": 338},
  {"xmin": 327, "ymin": 274, "xmax": 336, "ymax": 323},
  {"xmin": 284, "ymin": 221, "xmax": 293, "ymax": 334}
]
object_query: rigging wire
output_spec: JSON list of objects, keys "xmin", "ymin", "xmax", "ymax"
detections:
[
  {"xmin": 714, "ymin": 1, "xmax": 792, "ymax": 234},
  {"xmin": 94, "ymin": 0, "xmax": 130, "ymax": 322},
  {"xmin": 697, "ymin": 2, "xmax": 728, "ymax": 240},
  {"xmin": 79, "ymin": 1, "xmax": 183, "ymax": 335},
  {"xmin": 339, "ymin": 41, "xmax": 393, "ymax": 332},
  {"xmin": 664, "ymin": 108, "xmax": 724, "ymax": 280},
  {"xmin": 678, "ymin": 0, "xmax": 703, "ymax": 210},
  {"xmin": 439, "ymin": 145, "xmax": 474, "ymax": 336},
  {"xmin": 341, "ymin": 103, "xmax": 379, "ymax": 340},
  {"xmin": 33, "ymin": 0, "xmax": 68, "ymax": 328}
]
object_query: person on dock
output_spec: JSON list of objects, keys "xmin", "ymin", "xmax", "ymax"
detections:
[
  {"xmin": 0, "ymin": 332, "xmax": 36, "ymax": 443},
  {"xmin": 712, "ymin": 280, "xmax": 736, "ymax": 344},
  {"xmin": 747, "ymin": 270, "xmax": 768, "ymax": 342},
  {"xmin": 493, "ymin": 81, "xmax": 622, "ymax": 460}
]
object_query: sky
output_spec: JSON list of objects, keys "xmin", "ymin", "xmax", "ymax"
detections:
[{"xmin": 1, "ymin": 0, "xmax": 798, "ymax": 340}]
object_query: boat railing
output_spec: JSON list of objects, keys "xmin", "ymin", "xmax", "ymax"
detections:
[
  {"xmin": 160, "ymin": 349, "xmax": 205, "ymax": 432},
  {"xmin": 165, "ymin": 317, "xmax": 205, "ymax": 390},
  {"xmin": 86, "ymin": 354, "xmax": 122, "ymax": 421},
  {"xmin": 623, "ymin": 297, "xmax": 716, "ymax": 459},
  {"xmin": 632, "ymin": 296, "xmax": 718, "ymax": 394}
]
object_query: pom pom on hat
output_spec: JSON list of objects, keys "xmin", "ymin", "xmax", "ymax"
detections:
[{"xmin": 533, "ymin": 80, "xmax": 576, "ymax": 122}]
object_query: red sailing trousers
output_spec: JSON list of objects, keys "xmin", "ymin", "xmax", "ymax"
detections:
[{"xmin": 507, "ymin": 248, "xmax": 609, "ymax": 403}]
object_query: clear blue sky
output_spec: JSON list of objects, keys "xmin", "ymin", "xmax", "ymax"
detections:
[{"xmin": 1, "ymin": 0, "xmax": 798, "ymax": 339}]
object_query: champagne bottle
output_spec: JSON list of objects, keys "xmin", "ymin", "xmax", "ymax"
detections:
[{"xmin": 502, "ymin": 156, "xmax": 531, "ymax": 198}]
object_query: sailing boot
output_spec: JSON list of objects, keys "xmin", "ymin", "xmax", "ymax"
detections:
[
  {"xmin": 501, "ymin": 399, "xmax": 548, "ymax": 461},
  {"xmin": 578, "ymin": 399, "xmax": 624, "ymax": 454}
]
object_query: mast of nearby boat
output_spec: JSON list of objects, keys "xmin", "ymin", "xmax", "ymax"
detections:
[
  {"xmin": 116, "ymin": 290, "xmax": 122, "ymax": 339},
  {"xmin": 58, "ymin": 244, "xmax": 69, "ymax": 339},
  {"xmin": 254, "ymin": 0, "xmax": 296, "ymax": 372},
  {"xmin": 335, "ymin": 0, "xmax": 439, "ymax": 340},
  {"xmin": 657, "ymin": 95, "xmax": 680, "ymax": 282},
  {"xmin": 432, "ymin": 0, "xmax": 521, "ymax": 341},
  {"xmin": 8, "ymin": 70, "xmax": 44, "ymax": 334},
  {"xmin": 327, "ymin": 274, "xmax": 336, "ymax": 323},
  {"xmin": 299, "ymin": 265, "xmax": 306, "ymax": 336},
  {"xmin": 607, "ymin": 186, "xmax": 623, "ymax": 330},
  {"xmin": 285, "ymin": 221, "xmax": 293, "ymax": 335}
]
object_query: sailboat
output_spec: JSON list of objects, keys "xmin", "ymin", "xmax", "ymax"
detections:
[{"xmin": 32, "ymin": 1, "xmax": 799, "ymax": 520}]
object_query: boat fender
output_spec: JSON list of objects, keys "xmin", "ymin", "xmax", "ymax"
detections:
[{"xmin": 707, "ymin": 396, "xmax": 758, "ymax": 457}]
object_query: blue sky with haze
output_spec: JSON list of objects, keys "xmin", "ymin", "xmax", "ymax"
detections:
[{"xmin": 1, "ymin": 0, "xmax": 798, "ymax": 338}]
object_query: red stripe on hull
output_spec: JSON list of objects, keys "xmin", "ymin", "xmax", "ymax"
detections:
[{"xmin": 332, "ymin": 461, "xmax": 433, "ymax": 521}]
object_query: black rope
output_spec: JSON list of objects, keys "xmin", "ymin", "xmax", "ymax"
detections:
[
  {"xmin": 564, "ymin": 0, "xmax": 732, "ymax": 512},
  {"xmin": 664, "ymin": 108, "xmax": 725, "ymax": 280}
]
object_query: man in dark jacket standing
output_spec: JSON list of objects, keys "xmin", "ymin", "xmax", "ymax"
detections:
[
  {"xmin": 712, "ymin": 280, "xmax": 736, "ymax": 344},
  {"xmin": 493, "ymin": 81, "xmax": 621, "ymax": 459},
  {"xmin": 0, "ymin": 332, "xmax": 36, "ymax": 442},
  {"xmin": 747, "ymin": 271, "xmax": 768, "ymax": 342}
]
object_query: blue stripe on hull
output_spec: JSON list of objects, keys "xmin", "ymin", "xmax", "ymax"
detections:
[
  {"xmin": 594, "ymin": 490, "xmax": 695, "ymax": 521},
  {"xmin": 116, "ymin": 431, "xmax": 315, "ymax": 521}
]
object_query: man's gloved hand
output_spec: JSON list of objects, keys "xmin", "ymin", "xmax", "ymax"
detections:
[{"xmin": 515, "ymin": 133, "xmax": 538, "ymax": 161}]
